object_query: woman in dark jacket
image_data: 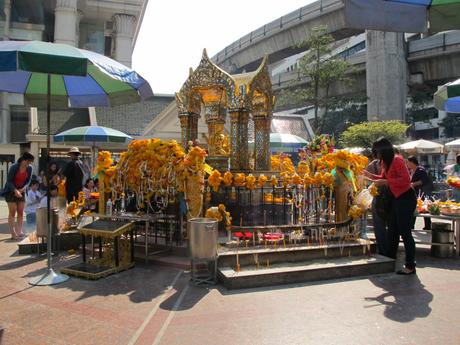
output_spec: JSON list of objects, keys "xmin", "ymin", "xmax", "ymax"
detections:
[
  {"xmin": 364, "ymin": 138, "xmax": 417, "ymax": 275},
  {"xmin": 1, "ymin": 152, "xmax": 34, "ymax": 239}
]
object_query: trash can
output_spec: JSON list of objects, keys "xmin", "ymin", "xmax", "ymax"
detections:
[
  {"xmin": 431, "ymin": 222, "xmax": 454, "ymax": 258},
  {"xmin": 36, "ymin": 208, "xmax": 59, "ymax": 237},
  {"xmin": 188, "ymin": 218, "xmax": 218, "ymax": 260}
]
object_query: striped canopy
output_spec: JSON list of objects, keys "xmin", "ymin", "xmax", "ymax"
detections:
[
  {"xmin": 0, "ymin": 41, "xmax": 153, "ymax": 108},
  {"xmin": 386, "ymin": 0, "xmax": 460, "ymax": 32},
  {"xmin": 434, "ymin": 78, "xmax": 460, "ymax": 113},
  {"xmin": 345, "ymin": 0, "xmax": 460, "ymax": 33},
  {"xmin": 54, "ymin": 126, "xmax": 132, "ymax": 144}
]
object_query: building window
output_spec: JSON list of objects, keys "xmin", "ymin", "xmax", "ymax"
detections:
[
  {"xmin": 10, "ymin": 105, "xmax": 29, "ymax": 143},
  {"xmin": 104, "ymin": 36, "xmax": 112, "ymax": 57},
  {"xmin": 11, "ymin": 0, "xmax": 45, "ymax": 25},
  {"xmin": 80, "ymin": 23, "xmax": 105, "ymax": 54}
]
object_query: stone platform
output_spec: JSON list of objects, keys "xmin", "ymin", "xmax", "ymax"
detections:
[
  {"xmin": 217, "ymin": 242, "xmax": 395, "ymax": 289},
  {"xmin": 219, "ymin": 254, "xmax": 395, "ymax": 289}
]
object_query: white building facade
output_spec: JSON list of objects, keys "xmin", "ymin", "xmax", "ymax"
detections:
[{"xmin": 0, "ymin": 0, "xmax": 147, "ymax": 182}]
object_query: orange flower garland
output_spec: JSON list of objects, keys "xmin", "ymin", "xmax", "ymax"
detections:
[
  {"xmin": 234, "ymin": 173, "xmax": 246, "ymax": 187},
  {"xmin": 223, "ymin": 171, "xmax": 233, "ymax": 187},
  {"xmin": 258, "ymin": 174, "xmax": 268, "ymax": 188},
  {"xmin": 246, "ymin": 174, "xmax": 257, "ymax": 190},
  {"xmin": 208, "ymin": 170, "xmax": 223, "ymax": 192}
]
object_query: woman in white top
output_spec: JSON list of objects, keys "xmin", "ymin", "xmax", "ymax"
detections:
[
  {"xmin": 25, "ymin": 180, "xmax": 42, "ymax": 226},
  {"xmin": 83, "ymin": 178, "xmax": 98, "ymax": 211}
]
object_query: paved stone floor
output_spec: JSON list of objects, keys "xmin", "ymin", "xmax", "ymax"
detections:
[{"xmin": 0, "ymin": 219, "xmax": 459, "ymax": 345}]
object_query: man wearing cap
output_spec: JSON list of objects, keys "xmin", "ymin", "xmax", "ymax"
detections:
[{"xmin": 63, "ymin": 147, "xmax": 85, "ymax": 203}]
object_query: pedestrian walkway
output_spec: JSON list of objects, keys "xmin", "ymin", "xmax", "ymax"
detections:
[
  {"xmin": 0, "ymin": 221, "xmax": 459, "ymax": 344},
  {"xmin": 0, "ymin": 200, "xmax": 8, "ymax": 220}
]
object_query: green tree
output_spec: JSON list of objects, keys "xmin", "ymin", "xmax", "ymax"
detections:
[
  {"xmin": 340, "ymin": 121, "xmax": 409, "ymax": 148},
  {"xmin": 439, "ymin": 113, "xmax": 460, "ymax": 138},
  {"xmin": 320, "ymin": 95, "xmax": 367, "ymax": 140},
  {"xmin": 277, "ymin": 26, "xmax": 354, "ymax": 133}
]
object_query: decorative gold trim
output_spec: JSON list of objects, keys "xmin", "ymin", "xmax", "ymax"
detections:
[
  {"xmin": 78, "ymin": 222, "xmax": 133, "ymax": 239},
  {"xmin": 61, "ymin": 263, "xmax": 135, "ymax": 280}
]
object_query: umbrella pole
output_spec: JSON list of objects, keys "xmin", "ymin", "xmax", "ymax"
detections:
[{"xmin": 29, "ymin": 74, "xmax": 69, "ymax": 286}]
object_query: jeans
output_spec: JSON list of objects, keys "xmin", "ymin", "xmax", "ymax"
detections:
[
  {"xmin": 388, "ymin": 190, "xmax": 417, "ymax": 269},
  {"xmin": 371, "ymin": 200, "xmax": 388, "ymax": 255}
]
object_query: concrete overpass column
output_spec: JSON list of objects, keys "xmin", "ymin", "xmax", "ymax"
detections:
[
  {"xmin": 54, "ymin": 0, "xmax": 78, "ymax": 46},
  {"xmin": 366, "ymin": 30, "xmax": 407, "ymax": 121},
  {"xmin": 113, "ymin": 14, "xmax": 136, "ymax": 67}
]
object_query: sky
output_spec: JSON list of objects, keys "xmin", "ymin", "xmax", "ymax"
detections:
[{"xmin": 132, "ymin": 0, "xmax": 314, "ymax": 95}]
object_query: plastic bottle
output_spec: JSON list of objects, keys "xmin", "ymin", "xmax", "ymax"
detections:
[
  {"xmin": 121, "ymin": 196, "xmax": 125, "ymax": 213},
  {"xmin": 106, "ymin": 198, "xmax": 113, "ymax": 216}
]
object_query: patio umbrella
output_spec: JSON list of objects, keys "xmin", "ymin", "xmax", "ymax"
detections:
[
  {"xmin": 0, "ymin": 40, "xmax": 153, "ymax": 286},
  {"xmin": 399, "ymin": 139, "xmax": 444, "ymax": 154},
  {"xmin": 345, "ymin": 0, "xmax": 460, "ymax": 33},
  {"xmin": 434, "ymin": 78, "xmax": 460, "ymax": 113},
  {"xmin": 54, "ymin": 125, "xmax": 133, "ymax": 170},
  {"xmin": 445, "ymin": 138, "xmax": 460, "ymax": 149}
]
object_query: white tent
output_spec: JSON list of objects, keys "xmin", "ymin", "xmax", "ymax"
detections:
[
  {"xmin": 399, "ymin": 139, "xmax": 444, "ymax": 154},
  {"xmin": 445, "ymin": 139, "xmax": 460, "ymax": 150}
]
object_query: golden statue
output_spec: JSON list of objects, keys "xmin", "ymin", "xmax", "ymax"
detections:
[{"xmin": 204, "ymin": 132, "xmax": 230, "ymax": 156}]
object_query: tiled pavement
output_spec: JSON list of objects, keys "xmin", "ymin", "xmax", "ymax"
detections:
[{"xmin": 0, "ymin": 219, "xmax": 460, "ymax": 345}]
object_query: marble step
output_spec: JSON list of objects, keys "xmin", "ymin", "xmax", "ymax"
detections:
[{"xmin": 218, "ymin": 254, "xmax": 395, "ymax": 290}]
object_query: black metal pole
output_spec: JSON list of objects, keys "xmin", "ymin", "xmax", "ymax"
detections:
[{"xmin": 46, "ymin": 73, "xmax": 52, "ymax": 270}]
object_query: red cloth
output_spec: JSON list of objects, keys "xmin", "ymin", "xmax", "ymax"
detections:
[
  {"xmin": 14, "ymin": 170, "xmax": 28, "ymax": 188},
  {"xmin": 368, "ymin": 155, "xmax": 411, "ymax": 198}
]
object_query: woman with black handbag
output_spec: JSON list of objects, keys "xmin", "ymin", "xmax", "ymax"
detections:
[{"xmin": 364, "ymin": 138, "xmax": 417, "ymax": 275}]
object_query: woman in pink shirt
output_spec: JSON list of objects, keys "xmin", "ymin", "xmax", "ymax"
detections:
[{"xmin": 364, "ymin": 138, "xmax": 417, "ymax": 275}]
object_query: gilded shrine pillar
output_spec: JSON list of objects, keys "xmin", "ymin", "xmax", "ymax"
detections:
[
  {"xmin": 228, "ymin": 109, "xmax": 250, "ymax": 171},
  {"xmin": 229, "ymin": 110, "xmax": 240, "ymax": 170},
  {"xmin": 204, "ymin": 103, "xmax": 229, "ymax": 171},
  {"xmin": 253, "ymin": 113, "xmax": 271, "ymax": 171},
  {"xmin": 178, "ymin": 112, "xmax": 199, "ymax": 149},
  {"xmin": 238, "ymin": 111, "xmax": 250, "ymax": 171}
]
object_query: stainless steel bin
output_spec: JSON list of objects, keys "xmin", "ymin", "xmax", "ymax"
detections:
[
  {"xmin": 431, "ymin": 224, "xmax": 454, "ymax": 258},
  {"xmin": 188, "ymin": 218, "xmax": 218, "ymax": 259},
  {"xmin": 36, "ymin": 207, "xmax": 59, "ymax": 237}
]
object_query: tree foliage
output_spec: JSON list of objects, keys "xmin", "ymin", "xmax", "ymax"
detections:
[
  {"xmin": 277, "ymin": 26, "xmax": 354, "ymax": 133},
  {"xmin": 439, "ymin": 113, "xmax": 460, "ymax": 138},
  {"xmin": 340, "ymin": 121, "xmax": 409, "ymax": 148}
]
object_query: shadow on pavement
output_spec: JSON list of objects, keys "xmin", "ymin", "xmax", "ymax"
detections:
[
  {"xmin": 365, "ymin": 274, "xmax": 433, "ymax": 323},
  {"xmin": 0, "ymin": 255, "xmax": 43, "ymax": 271},
  {"xmin": 160, "ymin": 282, "xmax": 210, "ymax": 311},
  {"xmin": 43, "ymin": 262, "xmax": 186, "ymax": 304}
]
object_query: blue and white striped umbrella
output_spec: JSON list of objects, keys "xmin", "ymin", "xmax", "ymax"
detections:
[{"xmin": 54, "ymin": 125, "xmax": 132, "ymax": 144}]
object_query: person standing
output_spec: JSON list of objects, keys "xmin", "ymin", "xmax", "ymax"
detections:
[
  {"xmin": 25, "ymin": 180, "xmax": 42, "ymax": 230},
  {"xmin": 1, "ymin": 152, "xmax": 35, "ymax": 239},
  {"xmin": 407, "ymin": 156, "xmax": 432, "ymax": 230},
  {"xmin": 364, "ymin": 138, "xmax": 417, "ymax": 275},
  {"xmin": 366, "ymin": 150, "xmax": 388, "ymax": 255},
  {"xmin": 446, "ymin": 154, "xmax": 460, "ymax": 202},
  {"xmin": 63, "ymin": 147, "xmax": 84, "ymax": 203}
]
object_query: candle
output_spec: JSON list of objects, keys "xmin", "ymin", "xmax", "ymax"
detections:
[{"xmin": 236, "ymin": 238, "xmax": 240, "ymax": 272}]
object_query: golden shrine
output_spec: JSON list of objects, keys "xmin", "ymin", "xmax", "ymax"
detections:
[{"xmin": 175, "ymin": 49, "xmax": 274, "ymax": 172}]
